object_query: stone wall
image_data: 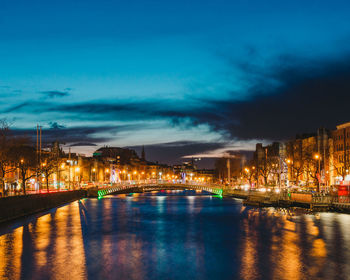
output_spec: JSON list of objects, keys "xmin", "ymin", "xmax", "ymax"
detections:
[{"xmin": 0, "ymin": 190, "xmax": 87, "ymax": 223}]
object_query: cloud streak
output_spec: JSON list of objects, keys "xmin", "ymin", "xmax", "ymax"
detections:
[{"xmin": 40, "ymin": 90, "xmax": 70, "ymax": 98}]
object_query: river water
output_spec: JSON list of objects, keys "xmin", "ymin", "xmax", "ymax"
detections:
[{"xmin": 0, "ymin": 190, "xmax": 350, "ymax": 280}]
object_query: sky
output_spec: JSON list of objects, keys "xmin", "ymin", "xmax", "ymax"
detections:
[{"xmin": 1, "ymin": 0, "xmax": 350, "ymax": 167}]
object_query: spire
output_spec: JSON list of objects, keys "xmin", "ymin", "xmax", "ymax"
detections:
[{"xmin": 141, "ymin": 145, "xmax": 145, "ymax": 161}]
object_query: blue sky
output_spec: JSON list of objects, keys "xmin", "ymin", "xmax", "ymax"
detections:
[{"xmin": 1, "ymin": 0, "xmax": 350, "ymax": 165}]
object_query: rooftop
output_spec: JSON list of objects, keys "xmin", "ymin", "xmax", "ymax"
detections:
[{"xmin": 336, "ymin": 122, "xmax": 350, "ymax": 130}]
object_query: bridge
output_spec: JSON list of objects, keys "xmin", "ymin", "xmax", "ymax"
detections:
[{"xmin": 87, "ymin": 182, "xmax": 223, "ymax": 198}]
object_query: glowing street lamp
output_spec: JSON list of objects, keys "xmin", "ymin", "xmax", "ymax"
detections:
[
  {"xmin": 104, "ymin": 168, "xmax": 110, "ymax": 182},
  {"xmin": 91, "ymin": 168, "xmax": 96, "ymax": 182},
  {"xmin": 314, "ymin": 154, "xmax": 321, "ymax": 191}
]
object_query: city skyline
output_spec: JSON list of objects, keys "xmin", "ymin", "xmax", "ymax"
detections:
[{"xmin": 1, "ymin": 0, "xmax": 350, "ymax": 165}]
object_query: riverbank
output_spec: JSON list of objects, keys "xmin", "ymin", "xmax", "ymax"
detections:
[
  {"xmin": 0, "ymin": 190, "xmax": 86, "ymax": 223},
  {"xmin": 1, "ymin": 187, "xmax": 350, "ymax": 224},
  {"xmin": 224, "ymin": 189, "xmax": 350, "ymax": 213}
]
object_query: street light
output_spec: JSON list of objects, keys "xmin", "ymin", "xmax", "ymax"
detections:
[
  {"xmin": 314, "ymin": 154, "xmax": 321, "ymax": 192},
  {"xmin": 91, "ymin": 168, "xmax": 96, "ymax": 182},
  {"xmin": 105, "ymin": 168, "xmax": 109, "ymax": 182},
  {"xmin": 75, "ymin": 167, "xmax": 80, "ymax": 189}
]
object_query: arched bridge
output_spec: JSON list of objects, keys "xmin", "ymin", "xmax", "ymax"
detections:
[{"xmin": 87, "ymin": 182, "xmax": 223, "ymax": 198}]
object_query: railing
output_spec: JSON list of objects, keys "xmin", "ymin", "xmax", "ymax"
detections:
[
  {"xmin": 312, "ymin": 193, "xmax": 332, "ymax": 204},
  {"xmin": 93, "ymin": 181, "xmax": 224, "ymax": 197}
]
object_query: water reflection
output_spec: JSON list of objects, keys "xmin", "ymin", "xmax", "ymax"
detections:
[
  {"xmin": 1, "ymin": 191, "xmax": 350, "ymax": 279},
  {"xmin": 0, "ymin": 202, "xmax": 87, "ymax": 279}
]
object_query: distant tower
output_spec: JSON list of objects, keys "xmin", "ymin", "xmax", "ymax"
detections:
[{"xmin": 141, "ymin": 145, "xmax": 146, "ymax": 161}]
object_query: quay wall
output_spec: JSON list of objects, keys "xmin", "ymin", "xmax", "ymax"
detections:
[{"xmin": 0, "ymin": 190, "xmax": 86, "ymax": 223}]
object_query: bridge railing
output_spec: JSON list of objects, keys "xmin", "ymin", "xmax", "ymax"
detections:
[{"xmin": 96, "ymin": 180, "xmax": 223, "ymax": 188}]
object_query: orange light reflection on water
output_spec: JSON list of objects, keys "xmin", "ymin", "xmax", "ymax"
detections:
[{"xmin": 0, "ymin": 201, "xmax": 87, "ymax": 279}]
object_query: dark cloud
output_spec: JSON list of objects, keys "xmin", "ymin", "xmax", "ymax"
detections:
[
  {"xmin": 69, "ymin": 142, "xmax": 97, "ymax": 147},
  {"xmin": 40, "ymin": 90, "xmax": 70, "ymax": 98},
  {"xmin": 49, "ymin": 122, "xmax": 65, "ymax": 129},
  {"xmin": 151, "ymin": 52, "xmax": 350, "ymax": 141},
  {"xmin": 9, "ymin": 123, "xmax": 154, "ymax": 147},
  {"xmin": 10, "ymin": 126, "xmax": 116, "ymax": 147},
  {"xmin": 195, "ymin": 53, "xmax": 350, "ymax": 139},
  {"xmin": 128, "ymin": 141, "xmax": 227, "ymax": 165},
  {"xmin": 128, "ymin": 141, "xmax": 254, "ymax": 168},
  {"xmin": 4, "ymin": 102, "xmax": 31, "ymax": 113}
]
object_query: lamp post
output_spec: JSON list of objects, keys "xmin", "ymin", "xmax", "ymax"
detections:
[
  {"xmin": 315, "ymin": 154, "xmax": 320, "ymax": 192},
  {"xmin": 244, "ymin": 167, "xmax": 250, "ymax": 189},
  {"xmin": 59, "ymin": 163, "xmax": 65, "ymax": 190},
  {"xmin": 75, "ymin": 167, "xmax": 80, "ymax": 189},
  {"xmin": 105, "ymin": 168, "xmax": 109, "ymax": 183},
  {"xmin": 286, "ymin": 159, "xmax": 292, "ymax": 186},
  {"xmin": 92, "ymin": 168, "xmax": 96, "ymax": 183},
  {"xmin": 122, "ymin": 170, "xmax": 126, "ymax": 181}
]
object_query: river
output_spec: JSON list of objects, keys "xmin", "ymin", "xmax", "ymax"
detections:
[{"xmin": 1, "ymin": 190, "xmax": 350, "ymax": 280}]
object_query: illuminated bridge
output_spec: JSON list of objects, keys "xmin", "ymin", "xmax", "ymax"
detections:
[{"xmin": 87, "ymin": 182, "xmax": 223, "ymax": 198}]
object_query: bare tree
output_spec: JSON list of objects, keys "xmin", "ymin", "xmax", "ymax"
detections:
[
  {"xmin": 257, "ymin": 156, "xmax": 274, "ymax": 187},
  {"xmin": 242, "ymin": 164, "xmax": 257, "ymax": 188},
  {"xmin": 0, "ymin": 119, "xmax": 15, "ymax": 195},
  {"xmin": 39, "ymin": 152, "xmax": 59, "ymax": 192},
  {"xmin": 303, "ymin": 155, "xmax": 319, "ymax": 187},
  {"xmin": 332, "ymin": 155, "xmax": 350, "ymax": 181},
  {"xmin": 8, "ymin": 142, "xmax": 37, "ymax": 195}
]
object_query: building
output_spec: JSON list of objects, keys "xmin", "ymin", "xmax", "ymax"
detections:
[
  {"xmin": 286, "ymin": 128, "xmax": 332, "ymax": 187},
  {"xmin": 253, "ymin": 142, "xmax": 287, "ymax": 187},
  {"xmin": 332, "ymin": 122, "xmax": 350, "ymax": 184}
]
